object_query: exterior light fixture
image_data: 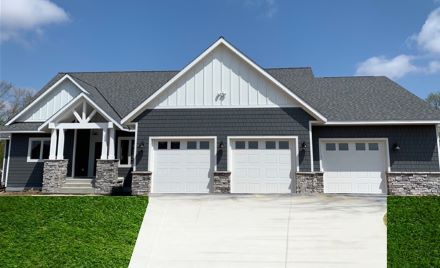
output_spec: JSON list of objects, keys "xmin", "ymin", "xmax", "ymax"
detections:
[
  {"xmin": 218, "ymin": 141, "xmax": 225, "ymax": 149},
  {"xmin": 301, "ymin": 142, "xmax": 307, "ymax": 151},
  {"xmin": 393, "ymin": 143, "xmax": 400, "ymax": 151},
  {"xmin": 138, "ymin": 142, "xmax": 144, "ymax": 149}
]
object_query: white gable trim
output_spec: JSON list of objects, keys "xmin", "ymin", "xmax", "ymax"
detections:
[
  {"xmin": 38, "ymin": 93, "xmax": 128, "ymax": 131},
  {"xmin": 320, "ymin": 120, "xmax": 440, "ymax": 125},
  {"xmin": 6, "ymin": 74, "xmax": 89, "ymax": 126},
  {"xmin": 121, "ymin": 38, "xmax": 327, "ymax": 124}
]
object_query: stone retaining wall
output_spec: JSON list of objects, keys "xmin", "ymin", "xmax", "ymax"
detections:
[
  {"xmin": 95, "ymin": 159, "xmax": 120, "ymax": 194},
  {"xmin": 296, "ymin": 172, "xmax": 324, "ymax": 193},
  {"xmin": 42, "ymin": 159, "xmax": 68, "ymax": 193},
  {"xmin": 387, "ymin": 172, "xmax": 440, "ymax": 196},
  {"xmin": 213, "ymin": 171, "xmax": 231, "ymax": 193},
  {"xmin": 131, "ymin": 171, "xmax": 152, "ymax": 196}
]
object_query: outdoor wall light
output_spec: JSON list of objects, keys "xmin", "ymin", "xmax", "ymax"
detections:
[
  {"xmin": 393, "ymin": 143, "xmax": 400, "ymax": 151},
  {"xmin": 138, "ymin": 142, "xmax": 145, "ymax": 149},
  {"xmin": 301, "ymin": 142, "xmax": 307, "ymax": 151},
  {"xmin": 218, "ymin": 141, "xmax": 225, "ymax": 149}
]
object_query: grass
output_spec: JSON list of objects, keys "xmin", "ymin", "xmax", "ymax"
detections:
[
  {"xmin": 388, "ymin": 196, "xmax": 440, "ymax": 267},
  {"xmin": 0, "ymin": 196, "xmax": 148, "ymax": 268}
]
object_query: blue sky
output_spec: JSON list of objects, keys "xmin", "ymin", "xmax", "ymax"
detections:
[{"xmin": 1, "ymin": 0, "xmax": 440, "ymax": 98}]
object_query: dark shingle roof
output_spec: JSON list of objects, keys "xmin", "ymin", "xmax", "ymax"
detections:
[
  {"xmin": 0, "ymin": 122, "xmax": 43, "ymax": 132},
  {"xmin": 5, "ymin": 67, "xmax": 440, "ymax": 133}
]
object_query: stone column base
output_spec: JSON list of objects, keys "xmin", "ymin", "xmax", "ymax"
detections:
[
  {"xmin": 213, "ymin": 171, "xmax": 231, "ymax": 193},
  {"xmin": 42, "ymin": 159, "xmax": 68, "ymax": 193},
  {"xmin": 95, "ymin": 159, "xmax": 120, "ymax": 194},
  {"xmin": 296, "ymin": 172, "xmax": 324, "ymax": 194},
  {"xmin": 131, "ymin": 171, "xmax": 152, "ymax": 196},
  {"xmin": 387, "ymin": 172, "xmax": 440, "ymax": 196}
]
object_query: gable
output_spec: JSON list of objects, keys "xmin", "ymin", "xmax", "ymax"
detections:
[
  {"xmin": 147, "ymin": 45, "xmax": 299, "ymax": 109},
  {"xmin": 19, "ymin": 79, "xmax": 81, "ymax": 122}
]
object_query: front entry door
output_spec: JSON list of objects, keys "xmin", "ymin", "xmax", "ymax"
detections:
[{"xmin": 74, "ymin": 130, "xmax": 90, "ymax": 177}]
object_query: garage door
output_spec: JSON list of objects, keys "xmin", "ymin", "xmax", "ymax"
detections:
[
  {"xmin": 320, "ymin": 140, "xmax": 388, "ymax": 194},
  {"xmin": 231, "ymin": 139, "xmax": 296, "ymax": 193},
  {"xmin": 152, "ymin": 139, "xmax": 214, "ymax": 193}
]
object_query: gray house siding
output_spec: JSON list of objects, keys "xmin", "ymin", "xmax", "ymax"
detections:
[
  {"xmin": 7, "ymin": 133, "xmax": 51, "ymax": 189},
  {"xmin": 312, "ymin": 125, "xmax": 440, "ymax": 172},
  {"xmin": 135, "ymin": 108, "xmax": 313, "ymax": 172}
]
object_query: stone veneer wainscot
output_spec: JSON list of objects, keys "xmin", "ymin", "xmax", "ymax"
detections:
[
  {"xmin": 42, "ymin": 159, "xmax": 68, "ymax": 193},
  {"xmin": 387, "ymin": 172, "xmax": 440, "ymax": 196}
]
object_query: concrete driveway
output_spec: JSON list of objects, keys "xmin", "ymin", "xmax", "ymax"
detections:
[{"xmin": 129, "ymin": 194, "xmax": 386, "ymax": 268}]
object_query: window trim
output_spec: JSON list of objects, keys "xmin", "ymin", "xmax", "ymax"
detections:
[
  {"xmin": 118, "ymin": 137, "xmax": 135, "ymax": 167},
  {"xmin": 27, "ymin": 137, "xmax": 51, "ymax": 162}
]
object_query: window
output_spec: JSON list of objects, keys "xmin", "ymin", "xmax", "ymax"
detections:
[
  {"xmin": 199, "ymin": 141, "xmax": 210, "ymax": 149},
  {"xmin": 158, "ymin": 141, "xmax": 168, "ymax": 150},
  {"xmin": 118, "ymin": 137, "xmax": 135, "ymax": 166},
  {"xmin": 235, "ymin": 141, "xmax": 245, "ymax": 149},
  {"xmin": 326, "ymin": 143, "xmax": 336, "ymax": 151},
  {"xmin": 248, "ymin": 141, "xmax": 258, "ymax": 149},
  {"xmin": 170, "ymin": 141, "xmax": 180, "ymax": 150},
  {"xmin": 338, "ymin": 143, "xmax": 349, "ymax": 151},
  {"xmin": 27, "ymin": 138, "xmax": 51, "ymax": 162},
  {"xmin": 279, "ymin": 141, "xmax": 289, "ymax": 149},
  {"xmin": 355, "ymin": 143, "xmax": 366, "ymax": 151},
  {"xmin": 187, "ymin": 141, "xmax": 197, "ymax": 149},
  {"xmin": 265, "ymin": 141, "xmax": 276, "ymax": 149},
  {"xmin": 368, "ymin": 143, "xmax": 379, "ymax": 151}
]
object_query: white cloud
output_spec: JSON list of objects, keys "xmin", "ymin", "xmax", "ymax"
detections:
[
  {"xmin": 0, "ymin": 0, "xmax": 69, "ymax": 42},
  {"xmin": 244, "ymin": 0, "xmax": 278, "ymax": 18},
  {"xmin": 415, "ymin": 7, "xmax": 440, "ymax": 54},
  {"xmin": 428, "ymin": 60, "xmax": 440, "ymax": 73},
  {"xmin": 355, "ymin": 55, "xmax": 419, "ymax": 79}
]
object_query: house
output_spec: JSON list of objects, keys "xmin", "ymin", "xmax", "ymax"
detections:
[{"xmin": 1, "ymin": 37, "xmax": 440, "ymax": 195}]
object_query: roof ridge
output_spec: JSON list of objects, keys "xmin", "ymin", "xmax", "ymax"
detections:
[
  {"xmin": 65, "ymin": 70, "xmax": 180, "ymax": 74},
  {"xmin": 316, "ymin": 75, "xmax": 387, "ymax": 79}
]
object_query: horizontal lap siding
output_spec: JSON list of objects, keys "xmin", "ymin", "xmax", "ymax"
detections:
[
  {"xmin": 135, "ymin": 108, "xmax": 313, "ymax": 172},
  {"xmin": 7, "ymin": 133, "xmax": 50, "ymax": 188},
  {"xmin": 312, "ymin": 125, "xmax": 440, "ymax": 172}
]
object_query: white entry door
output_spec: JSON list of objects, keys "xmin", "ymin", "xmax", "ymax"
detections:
[
  {"xmin": 152, "ymin": 139, "xmax": 214, "ymax": 193},
  {"xmin": 230, "ymin": 139, "xmax": 296, "ymax": 193},
  {"xmin": 320, "ymin": 140, "xmax": 388, "ymax": 194}
]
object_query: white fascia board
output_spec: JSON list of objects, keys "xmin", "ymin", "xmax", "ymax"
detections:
[
  {"xmin": 319, "ymin": 120, "xmax": 440, "ymax": 125},
  {"xmin": 6, "ymin": 74, "xmax": 90, "ymax": 126},
  {"xmin": 121, "ymin": 38, "xmax": 327, "ymax": 124},
  {"xmin": 38, "ymin": 93, "xmax": 128, "ymax": 131},
  {"xmin": 0, "ymin": 130, "xmax": 44, "ymax": 134}
]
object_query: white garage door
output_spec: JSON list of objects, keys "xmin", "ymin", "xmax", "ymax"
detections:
[
  {"xmin": 231, "ymin": 139, "xmax": 296, "ymax": 193},
  {"xmin": 320, "ymin": 140, "xmax": 388, "ymax": 194},
  {"xmin": 152, "ymin": 139, "xmax": 214, "ymax": 193}
]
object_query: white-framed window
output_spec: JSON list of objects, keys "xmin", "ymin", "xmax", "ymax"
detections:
[
  {"xmin": 118, "ymin": 137, "xmax": 135, "ymax": 167},
  {"xmin": 27, "ymin": 138, "xmax": 51, "ymax": 162}
]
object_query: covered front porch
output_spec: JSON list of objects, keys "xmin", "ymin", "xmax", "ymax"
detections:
[{"xmin": 40, "ymin": 98, "xmax": 133, "ymax": 194}]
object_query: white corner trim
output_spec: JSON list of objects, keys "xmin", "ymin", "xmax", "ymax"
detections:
[
  {"xmin": 121, "ymin": 38, "xmax": 327, "ymax": 124},
  {"xmin": 318, "ymin": 138, "xmax": 391, "ymax": 172},
  {"xmin": 71, "ymin": 129, "xmax": 77, "ymax": 177},
  {"xmin": 133, "ymin": 123, "xmax": 138, "ymax": 171},
  {"xmin": 436, "ymin": 125, "xmax": 440, "ymax": 170},
  {"xmin": 5, "ymin": 138, "xmax": 12, "ymax": 187},
  {"xmin": 1, "ymin": 141, "xmax": 7, "ymax": 185},
  {"xmin": 26, "ymin": 137, "xmax": 51, "ymax": 163},
  {"xmin": 6, "ymin": 74, "xmax": 89, "ymax": 126}
]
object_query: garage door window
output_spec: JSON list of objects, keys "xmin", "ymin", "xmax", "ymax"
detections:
[
  {"xmin": 338, "ymin": 143, "xmax": 349, "ymax": 151},
  {"xmin": 187, "ymin": 141, "xmax": 197, "ymax": 149},
  {"xmin": 265, "ymin": 141, "xmax": 276, "ymax": 149},
  {"xmin": 368, "ymin": 143, "xmax": 379, "ymax": 151},
  {"xmin": 326, "ymin": 143, "xmax": 336, "ymax": 151},
  {"xmin": 248, "ymin": 141, "xmax": 258, "ymax": 149},
  {"xmin": 356, "ymin": 143, "xmax": 366, "ymax": 151},
  {"xmin": 200, "ymin": 141, "xmax": 210, "ymax": 149},
  {"xmin": 158, "ymin": 142, "xmax": 168, "ymax": 150},
  {"xmin": 235, "ymin": 141, "xmax": 245, "ymax": 149},
  {"xmin": 279, "ymin": 141, "xmax": 289, "ymax": 149}
]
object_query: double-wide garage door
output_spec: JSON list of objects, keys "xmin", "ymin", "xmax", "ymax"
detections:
[
  {"xmin": 151, "ymin": 138, "xmax": 296, "ymax": 193},
  {"xmin": 320, "ymin": 140, "xmax": 388, "ymax": 194}
]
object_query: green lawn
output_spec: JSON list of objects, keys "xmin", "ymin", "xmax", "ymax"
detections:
[
  {"xmin": 388, "ymin": 196, "xmax": 440, "ymax": 267},
  {"xmin": 0, "ymin": 196, "xmax": 148, "ymax": 268}
]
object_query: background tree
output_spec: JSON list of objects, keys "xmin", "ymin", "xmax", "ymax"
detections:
[
  {"xmin": 426, "ymin": 92, "xmax": 440, "ymax": 110},
  {"xmin": 0, "ymin": 81, "xmax": 35, "ymax": 176}
]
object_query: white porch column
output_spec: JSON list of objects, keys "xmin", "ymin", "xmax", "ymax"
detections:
[
  {"xmin": 101, "ymin": 128, "xmax": 108, "ymax": 160},
  {"xmin": 49, "ymin": 129, "xmax": 58, "ymax": 160},
  {"xmin": 56, "ymin": 129, "xmax": 65, "ymax": 160},
  {"xmin": 108, "ymin": 128, "xmax": 115, "ymax": 160}
]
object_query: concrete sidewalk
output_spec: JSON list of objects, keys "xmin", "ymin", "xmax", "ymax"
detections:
[{"xmin": 129, "ymin": 194, "xmax": 386, "ymax": 268}]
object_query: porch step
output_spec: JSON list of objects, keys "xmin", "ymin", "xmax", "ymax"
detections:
[{"xmin": 58, "ymin": 187, "xmax": 95, "ymax": 194}]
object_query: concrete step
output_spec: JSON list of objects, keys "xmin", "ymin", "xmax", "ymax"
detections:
[
  {"xmin": 65, "ymin": 178, "xmax": 94, "ymax": 183},
  {"xmin": 63, "ymin": 183, "xmax": 93, "ymax": 188},
  {"xmin": 59, "ymin": 187, "xmax": 95, "ymax": 194}
]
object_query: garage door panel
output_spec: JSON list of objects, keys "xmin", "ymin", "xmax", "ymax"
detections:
[
  {"xmin": 321, "ymin": 140, "xmax": 387, "ymax": 194},
  {"xmin": 231, "ymin": 139, "xmax": 295, "ymax": 193},
  {"xmin": 153, "ymin": 140, "xmax": 213, "ymax": 193}
]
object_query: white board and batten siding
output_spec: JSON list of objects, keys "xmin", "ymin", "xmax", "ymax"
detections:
[
  {"xmin": 147, "ymin": 45, "xmax": 299, "ymax": 109},
  {"xmin": 21, "ymin": 80, "xmax": 81, "ymax": 122}
]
